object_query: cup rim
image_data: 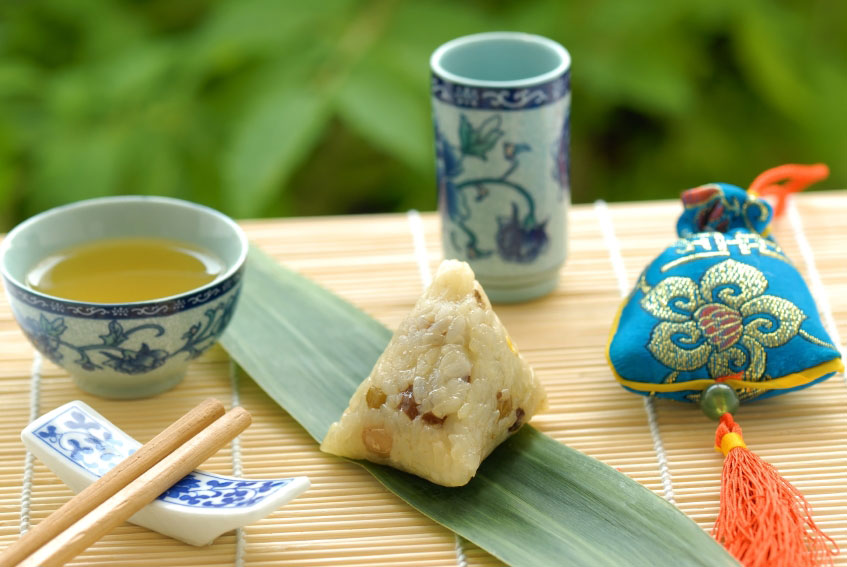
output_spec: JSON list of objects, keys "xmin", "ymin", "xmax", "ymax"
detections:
[
  {"xmin": 430, "ymin": 31, "xmax": 571, "ymax": 88},
  {"xmin": 0, "ymin": 195, "xmax": 249, "ymax": 308}
]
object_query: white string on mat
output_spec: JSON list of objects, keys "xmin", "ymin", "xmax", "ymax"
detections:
[
  {"xmin": 454, "ymin": 534, "xmax": 469, "ymax": 567},
  {"xmin": 406, "ymin": 209, "xmax": 433, "ymax": 288},
  {"xmin": 785, "ymin": 199, "xmax": 846, "ymax": 382},
  {"xmin": 20, "ymin": 351, "xmax": 43, "ymax": 534},
  {"xmin": 594, "ymin": 200, "xmax": 677, "ymax": 505},
  {"xmin": 230, "ymin": 359, "xmax": 246, "ymax": 567},
  {"xmin": 406, "ymin": 209, "xmax": 468, "ymax": 567}
]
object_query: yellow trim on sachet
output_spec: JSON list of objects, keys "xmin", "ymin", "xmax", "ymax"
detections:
[
  {"xmin": 605, "ymin": 294, "xmax": 845, "ymax": 395},
  {"xmin": 613, "ymin": 358, "xmax": 844, "ymax": 394},
  {"xmin": 717, "ymin": 432, "xmax": 747, "ymax": 456}
]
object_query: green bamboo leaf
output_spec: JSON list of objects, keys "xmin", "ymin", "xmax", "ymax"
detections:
[
  {"xmin": 0, "ymin": 61, "xmax": 42, "ymax": 99},
  {"xmin": 733, "ymin": 3, "xmax": 812, "ymax": 118},
  {"xmin": 336, "ymin": 62, "xmax": 432, "ymax": 172},
  {"xmin": 121, "ymin": 130, "xmax": 183, "ymax": 198},
  {"xmin": 223, "ymin": 87, "xmax": 331, "ymax": 219},
  {"xmin": 0, "ymin": 117, "xmax": 19, "ymax": 228},
  {"xmin": 386, "ymin": 2, "xmax": 494, "ymax": 52},
  {"xmin": 221, "ymin": 247, "xmax": 739, "ymax": 567},
  {"xmin": 190, "ymin": 0, "xmax": 353, "ymax": 60},
  {"xmin": 30, "ymin": 127, "xmax": 125, "ymax": 214}
]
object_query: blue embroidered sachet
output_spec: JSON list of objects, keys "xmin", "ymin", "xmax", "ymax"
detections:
[{"xmin": 607, "ymin": 183, "xmax": 843, "ymax": 403}]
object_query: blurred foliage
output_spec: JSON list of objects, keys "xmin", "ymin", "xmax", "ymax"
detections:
[{"xmin": 0, "ymin": 0, "xmax": 844, "ymax": 228}]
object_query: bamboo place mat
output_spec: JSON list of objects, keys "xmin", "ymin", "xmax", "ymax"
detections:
[{"xmin": 0, "ymin": 193, "xmax": 845, "ymax": 567}]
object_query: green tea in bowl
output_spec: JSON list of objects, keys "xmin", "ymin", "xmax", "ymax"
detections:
[
  {"xmin": 27, "ymin": 237, "xmax": 225, "ymax": 303},
  {"xmin": 0, "ymin": 196, "xmax": 248, "ymax": 399}
]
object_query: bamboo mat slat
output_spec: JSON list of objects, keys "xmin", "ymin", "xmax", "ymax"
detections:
[{"xmin": 0, "ymin": 193, "xmax": 845, "ymax": 567}]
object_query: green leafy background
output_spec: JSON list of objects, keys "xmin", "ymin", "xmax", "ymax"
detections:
[{"xmin": 1, "ymin": 0, "xmax": 844, "ymax": 229}]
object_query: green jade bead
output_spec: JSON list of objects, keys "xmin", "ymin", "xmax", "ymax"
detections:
[{"xmin": 700, "ymin": 383, "xmax": 740, "ymax": 421}]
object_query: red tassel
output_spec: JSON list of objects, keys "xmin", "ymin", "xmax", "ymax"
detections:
[
  {"xmin": 747, "ymin": 163, "xmax": 829, "ymax": 217},
  {"xmin": 713, "ymin": 414, "xmax": 838, "ymax": 567}
]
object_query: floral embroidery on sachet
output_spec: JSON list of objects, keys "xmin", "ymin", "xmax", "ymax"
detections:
[
  {"xmin": 609, "ymin": 181, "xmax": 842, "ymax": 404},
  {"xmin": 641, "ymin": 259, "xmax": 822, "ymax": 382}
]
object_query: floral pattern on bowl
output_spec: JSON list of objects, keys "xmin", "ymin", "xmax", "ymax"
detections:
[
  {"xmin": 23, "ymin": 401, "xmax": 310, "ymax": 546},
  {"xmin": 15, "ymin": 290, "xmax": 239, "ymax": 377}
]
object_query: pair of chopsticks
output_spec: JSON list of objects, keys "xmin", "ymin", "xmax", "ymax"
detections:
[{"xmin": 0, "ymin": 398, "xmax": 251, "ymax": 567}]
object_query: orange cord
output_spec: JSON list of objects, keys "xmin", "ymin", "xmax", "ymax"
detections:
[
  {"xmin": 715, "ymin": 372, "xmax": 744, "ymax": 384},
  {"xmin": 713, "ymin": 414, "xmax": 838, "ymax": 567},
  {"xmin": 747, "ymin": 164, "xmax": 830, "ymax": 217}
]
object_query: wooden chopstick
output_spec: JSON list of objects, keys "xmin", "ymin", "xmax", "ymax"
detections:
[
  {"xmin": 0, "ymin": 398, "xmax": 226, "ymax": 567},
  {"xmin": 17, "ymin": 405, "xmax": 251, "ymax": 567}
]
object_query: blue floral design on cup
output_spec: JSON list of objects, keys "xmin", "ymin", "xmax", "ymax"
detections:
[
  {"xmin": 432, "ymin": 32, "xmax": 571, "ymax": 302},
  {"xmin": 496, "ymin": 203, "xmax": 549, "ymax": 263},
  {"xmin": 438, "ymin": 114, "xmax": 550, "ymax": 263}
]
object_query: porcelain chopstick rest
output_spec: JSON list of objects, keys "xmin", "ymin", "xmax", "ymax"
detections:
[{"xmin": 22, "ymin": 401, "xmax": 310, "ymax": 546}]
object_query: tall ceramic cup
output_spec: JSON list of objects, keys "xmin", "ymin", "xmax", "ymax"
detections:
[{"xmin": 431, "ymin": 32, "xmax": 571, "ymax": 302}]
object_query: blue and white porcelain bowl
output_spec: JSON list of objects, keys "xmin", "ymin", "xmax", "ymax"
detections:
[{"xmin": 0, "ymin": 196, "xmax": 248, "ymax": 398}]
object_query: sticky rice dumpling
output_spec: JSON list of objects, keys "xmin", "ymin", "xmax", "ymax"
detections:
[{"xmin": 320, "ymin": 260, "xmax": 546, "ymax": 487}]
